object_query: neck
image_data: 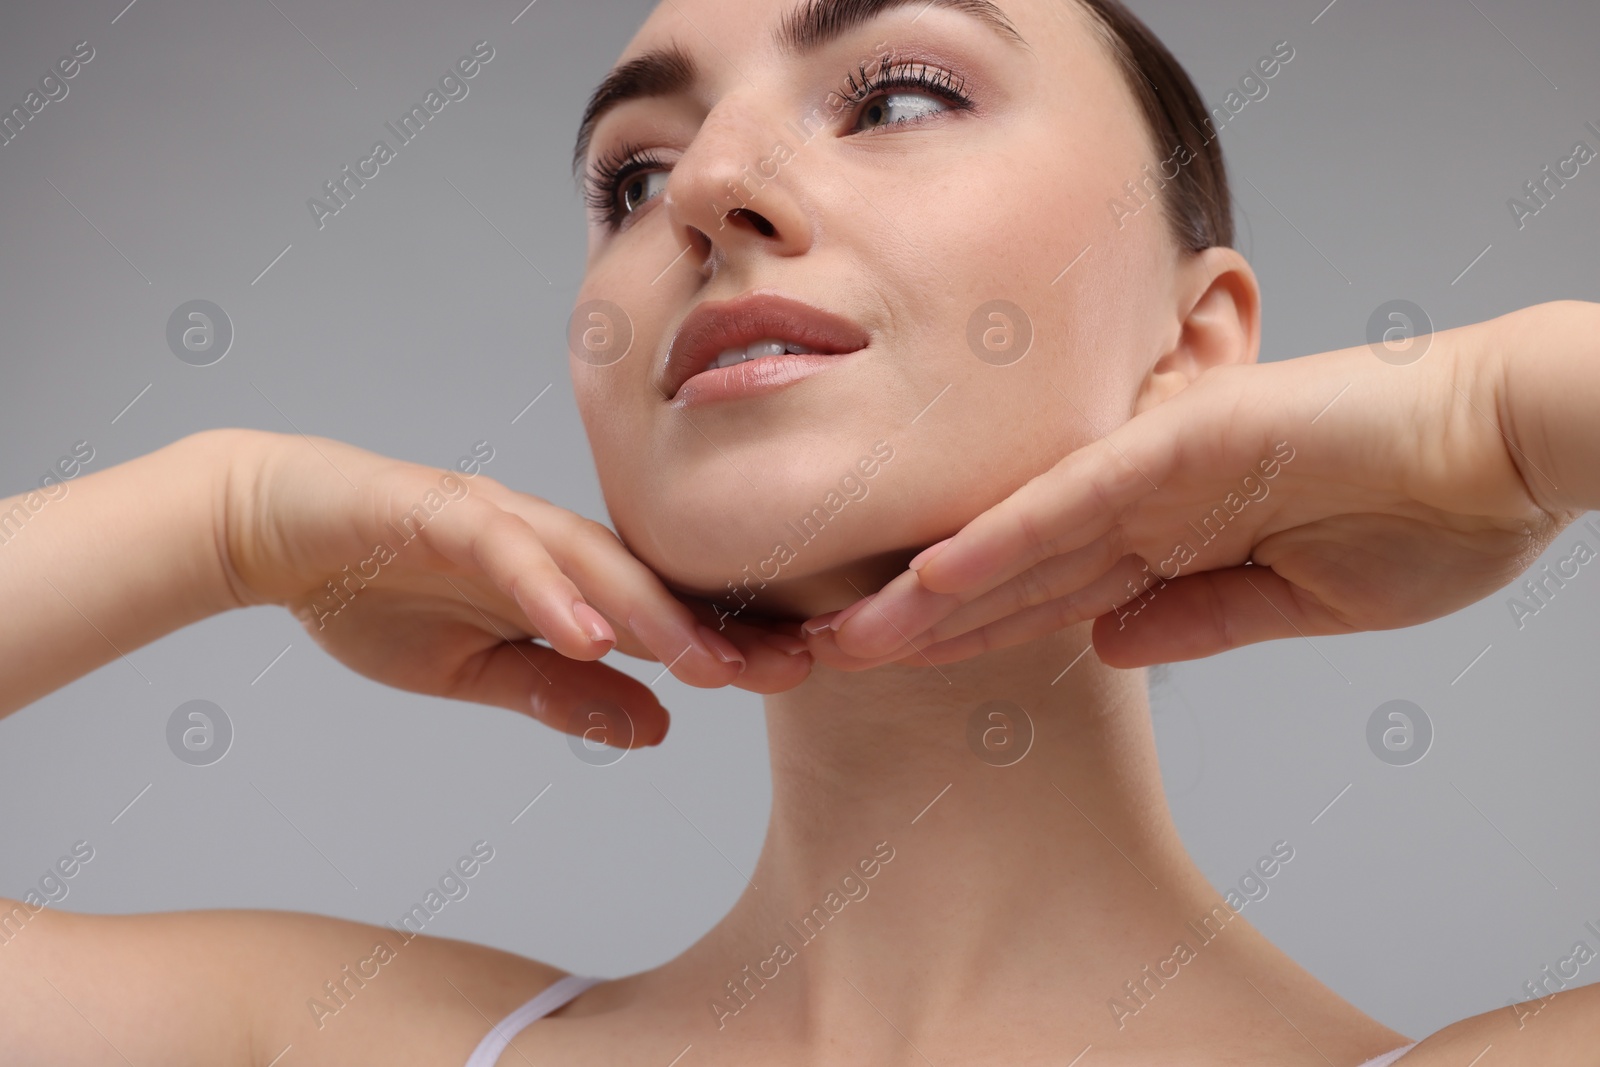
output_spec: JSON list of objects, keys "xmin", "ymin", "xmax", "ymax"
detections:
[
  {"xmin": 637, "ymin": 626, "xmax": 1408, "ymax": 1061},
  {"xmin": 688, "ymin": 626, "xmax": 1243, "ymax": 1028}
]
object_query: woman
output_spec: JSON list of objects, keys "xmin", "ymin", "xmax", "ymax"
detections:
[{"xmin": 3, "ymin": 0, "xmax": 1596, "ymax": 1063}]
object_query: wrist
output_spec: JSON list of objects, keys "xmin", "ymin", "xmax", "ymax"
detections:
[
  {"xmin": 181, "ymin": 427, "xmax": 276, "ymax": 614},
  {"xmin": 0, "ymin": 429, "xmax": 269, "ymax": 715},
  {"xmin": 1489, "ymin": 300, "xmax": 1600, "ymax": 520}
]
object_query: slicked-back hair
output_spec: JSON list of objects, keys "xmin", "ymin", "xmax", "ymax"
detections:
[{"xmin": 1073, "ymin": 0, "xmax": 1235, "ymax": 252}]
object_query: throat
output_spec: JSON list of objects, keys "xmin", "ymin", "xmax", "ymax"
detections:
[{"xmin": 712, "ymin": 627, "xmax": 1223, "ymax": 995}]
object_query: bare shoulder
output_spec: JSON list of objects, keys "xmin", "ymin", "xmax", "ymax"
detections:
[
  {"xmin": 1402, "ymin": 983, "xmax": 1600, "ymax": 1065},
  {"xmin": 0, "ymin": 896, "xmax": 568, "ymax": 1067}
]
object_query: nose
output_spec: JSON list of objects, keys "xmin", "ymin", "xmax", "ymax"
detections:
[{"xmin": 663, "ymin": 94, "xmax": 814, "ymax": 277}]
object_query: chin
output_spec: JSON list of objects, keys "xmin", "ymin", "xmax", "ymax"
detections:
[
  {"xmin": 607, "ymin": 483, "xmax": 925, "ymax": 622},
  {"xmin": 595, "ymin": 430, "xmax": 923, "ymax": 609},
  {"xmin": 657, "ymin": 544, "xmax": 918, "ymax": 623}
]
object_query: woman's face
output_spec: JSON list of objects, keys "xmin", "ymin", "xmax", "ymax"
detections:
[{"xmin": 569, "ymin": 0, "xmax": 1185, "ymax": 620}]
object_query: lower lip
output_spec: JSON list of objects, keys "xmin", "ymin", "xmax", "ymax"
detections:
[{"xmin": 670, "ymin": 350, "xmax": 864, "ymax": 406}]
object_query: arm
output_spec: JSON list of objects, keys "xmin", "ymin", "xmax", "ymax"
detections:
[
  {"xmin": 2, "ymin": 427, "xmax": 805, "ymax": 724},
  {"xmin": 1, "ymin": 429, "xmax": 804, "ymax": 1062},
  {"xmin": 0, "ymin": 428, "xmax": 250, "ymax": 718},
  {"xmin": 1492, "ymin": 299, "xmax": 1600, "ymax": 519},
  {"xmin": 0, "ymin": 898, "xmax": 566, "ymax": 1066}
]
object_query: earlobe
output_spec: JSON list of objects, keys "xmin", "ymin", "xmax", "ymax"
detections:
[{"xmin": 1132, "ymin": 246, "xmax": 1261, "ymax": 416}]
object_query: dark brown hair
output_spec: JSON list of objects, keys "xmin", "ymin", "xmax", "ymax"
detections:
[{"xmin": 1072, "ymin": 0, "xmax": 1235, "ymax": 253}]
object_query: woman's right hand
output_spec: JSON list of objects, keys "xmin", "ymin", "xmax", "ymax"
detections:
[{"xmin": 219, "ymin": 430, "xmax": 811, "ymax": 747}]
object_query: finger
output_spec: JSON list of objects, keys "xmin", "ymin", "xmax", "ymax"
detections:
[
  {"xmin": 821, "ymin": 568, "xmax": 962, "ymax": 661},
  {"xmin": 536, "ymin": 514, "xmax": 753, "ymax": 688},
  {"xmin": 466, "ymin": 639, "xmax": 670, "ymax": 747},
  {"xmin": 480, "ymin": 479, "xmax": 811, "ymax": 689},
  {"xmin": 296, "ymin": 587, "xmax": 670, "ymax": 747},
  {"xmin": 424, "ymin": 495, "xmax": 617, "ymax": 661},
  {"xmin": 912, "ymin": 433, "xmax": 1155, "ymax": 597},
  {"xmin": 450, "ymin": 492, "xmax": 746, "ymax": 689},
  {"xmin": 870, "ymin": 558, "xmax": 1154, "ymax": 667},
  {"xmin": 800, "ymin": 617, "xmax": 946, "ymax": 674},
  {"xmin": 678, "ymin": 601, "xmax": 815, "ymax": 695},
  {"xmin": 1092, "ymin": 564, "xmax": 1355, "ymax": 668},
  {"xmin": 830, "ymin": 536, "xmax": 1125, "ymax": 660}
]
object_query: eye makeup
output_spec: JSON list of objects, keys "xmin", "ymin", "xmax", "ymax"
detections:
[{"xmin": 582, "ymin": 46, "xmax": 980, "ymax": 232}]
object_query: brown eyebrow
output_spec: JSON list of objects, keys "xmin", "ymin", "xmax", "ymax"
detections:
[
  {"xmin": 571, "ymin": 0, "xmax": 1027, "ymax": 177},
  {"xmin": 776, "ymin": 0, "xmax": 1024, "ymax": 54},
  {"xmin": 571, "ymin": 43, "xmax": 697, "ymax": 177}
]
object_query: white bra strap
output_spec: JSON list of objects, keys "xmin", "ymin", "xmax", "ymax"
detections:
[
  {"xmin": 463, "ymin": 974, "xmax": 603, "ymax": 1067},
  {"xmin": 1358, "ymin": 1043, "xmax": 1418, "ymax": 1067}
]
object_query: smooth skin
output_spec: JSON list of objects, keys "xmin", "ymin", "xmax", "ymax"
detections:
[
  {"xmin": 4, "ymin": 0, "xmax": 1599, "ymax": 1063},
  {"xmin": 803, "ymin": 300, "xmax": 1600, "ymax": 671},
  {"xmin": 6, "ymin": 309, "xmax": 1600, "ymax": 1065}
]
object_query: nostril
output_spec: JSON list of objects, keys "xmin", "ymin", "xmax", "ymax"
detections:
[{"xmin": 725, "ymin": 207, "xmax": 777, "ymax": 237}]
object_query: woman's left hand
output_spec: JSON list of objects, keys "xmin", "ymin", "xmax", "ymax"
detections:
[{"xmin": 801, "ymin": 301, "xmax": 1595, "ymax": 670}]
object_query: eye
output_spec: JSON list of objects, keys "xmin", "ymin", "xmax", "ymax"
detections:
[
  {"xmin": 618, "ymin": 168, "xmax": 669, "ymax": 216},
  {"xmin": 585, "ymin": 141, "xmax": 671, "ymax": 231},
  {"xmin": 852, "ymin": 89, "xmax": 952, "ymax": 132},
  {"xmin": 839, "ymin": 57, "xmax": 974, "ymax": 135}
]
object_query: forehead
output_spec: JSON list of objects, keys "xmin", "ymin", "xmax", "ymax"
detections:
[{"xmin": 630, "ymin": 0, "xmax": 1032, "ymax": 55}]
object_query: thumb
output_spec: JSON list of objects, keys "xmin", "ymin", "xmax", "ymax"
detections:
[{"xmin": 1092, "ymin": 564, "xmax": 1351, "ymax": 668}]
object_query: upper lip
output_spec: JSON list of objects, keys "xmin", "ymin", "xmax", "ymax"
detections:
[{"xmin": 659, "ymin": 292, "xmax": 870, "ymax": 399}]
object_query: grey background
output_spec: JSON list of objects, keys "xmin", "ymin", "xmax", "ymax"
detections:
[{"xmin": 2, "ymin": 0, "xmax": 1597, "ymax": 1042}]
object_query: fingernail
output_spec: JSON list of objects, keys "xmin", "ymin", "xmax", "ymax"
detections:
[
  {"xmin": 802, "ymin": 614, "xmax": 839, "ymax": 636},
  {"xmin": 696, "ymin": 624, "xmax": 746, "ymax": 672},
  {"xmin": 572, "ymin": 601, "xmax": 615, "ymax": 645},
  {"xmin": 762, "ymin": 634, "xmax": 810, "ymax": 656},
  {"xmin": 649, "ymin": 709, "xmax": 670, "ymax": 746},
  {"xmin": 909, "ymin": 537, "xmax": 953, "ymax": 572},
  {"xmin": 829, "ymin": 597, "xmax": 872, "ymax": 632}
]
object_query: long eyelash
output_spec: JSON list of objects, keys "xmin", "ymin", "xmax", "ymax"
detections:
[
  {"xmin": 584, "ymin": 57, "xmax": 973, "ymax": 231},
  {"xmin": 583, "ymin": 139, "xmax": 668, "ymax": 226},
  {"xmin": 835, "ymin": 54, "xmax": 973, "ymax": 114}
]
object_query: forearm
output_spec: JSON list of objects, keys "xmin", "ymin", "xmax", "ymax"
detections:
[
  {"xmin": 1494, "ymin": 299, "xmax": 1600, "ymax": 519},
  {"xmin": 0, "ymin": 429, "xmax": 250, "ymax": 717}
]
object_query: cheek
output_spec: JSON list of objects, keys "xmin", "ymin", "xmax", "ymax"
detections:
[
  {"xmin": 910, "ymin": 128, "xmax": 1155, "ymax": 414},
  {"xmin": 900, "ymin": 379, "xmax": 1087, "ymax": 530},
  {"xmin": 572, "ymin": 363, "xmax": 643, "ymax": 495}
]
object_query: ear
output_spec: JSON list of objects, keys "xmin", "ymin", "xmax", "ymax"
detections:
[{"xmin": 1133, "ymin": 246, "xmax": 1262, "ymax": 417}]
